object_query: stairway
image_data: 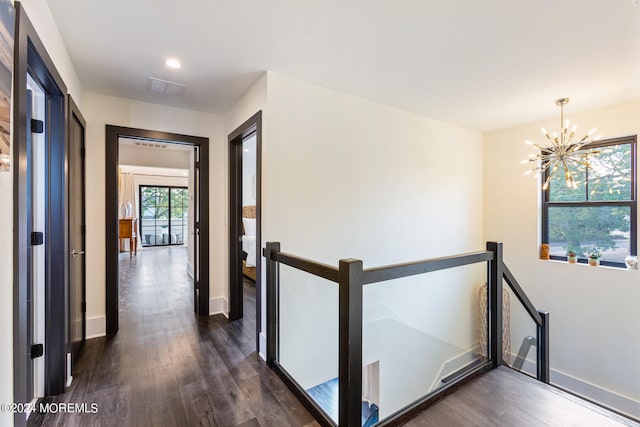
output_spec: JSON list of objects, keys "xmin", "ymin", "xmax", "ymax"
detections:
[{"xmin": 306, "ymin": 378, "xmax": 379, "ymax": 427}]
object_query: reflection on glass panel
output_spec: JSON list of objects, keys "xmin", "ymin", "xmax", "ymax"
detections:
[
  {"xmin": 362, "ymin": 263, "xmax": 485, "ymax": 423},
  {"xmin": 548, "ymin": 206, "xmax": 631, "ymax": 263},
  {"xmin": 278, "ymin": 264, "xmax": 339, "ymax": 423}
]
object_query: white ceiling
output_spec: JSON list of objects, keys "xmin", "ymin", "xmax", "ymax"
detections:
[{"xmin": 47, "ymin": 0, "xmax": 640, "ymax": 131}]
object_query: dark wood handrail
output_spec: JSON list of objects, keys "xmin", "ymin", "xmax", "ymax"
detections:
[
  {"xmin": 362, "ymin": 251, "xmax": 494, "ymax": 285},
  {"xmin": 265, "ymin": 241, "xmax": 550, "ymax": 427},
  {"xmin": 502, "ymin": 264, "xmax": 543, "ymax": 327},
  {"xmin": 271, "ymin": 250, "xmax": 340, "ymax": 283}
]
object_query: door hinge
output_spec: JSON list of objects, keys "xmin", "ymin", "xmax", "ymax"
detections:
[
  {"xmin": 194, "ymin": 161, "xmax": 200, "ymax": 169},
  {"xmin": 195, "ymin": 281, "xmax": 199, "ymax": 290},
  {"xmin": 195, "ymin": 222, "xmax": 200, "ymax": 230},
  {"xmin": 30, "ymin": 231, "xmax": 44, "ymax": 246},
  {"xmin": 31, "ymin": 119, "xmax": 44, "ymax": 134},
  {"xmin": 31, "ymin": 344, "xmax": 44, "ymax": 359}
]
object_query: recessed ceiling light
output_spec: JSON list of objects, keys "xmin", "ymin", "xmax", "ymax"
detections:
[{"xmin": 165, "ymin": 58, "xmax": 181, "ymax": 69}]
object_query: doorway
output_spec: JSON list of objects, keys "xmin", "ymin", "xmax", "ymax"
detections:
[
  {"xmin": 229, "ymin": 111, "xmax": 262, "ymax": 352},
  {"xmin": 105, "ymin": 126, "xmax": 210, "ymax": 335}
]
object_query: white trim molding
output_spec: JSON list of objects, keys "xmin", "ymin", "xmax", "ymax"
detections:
[
  {"xmin": 259, "ymin": 332, "xmax": 267, "ymax": 361},
  {"xmin": 86, "ymin": 316, "xmax": 106, "ymax": 339},
  {"xmin": 515, "ymin": 356, "xmax": 640, "ymax": 420},
  {"xmin": 209, "ymin": 297, "xmax": 229, "ymax": 317}
]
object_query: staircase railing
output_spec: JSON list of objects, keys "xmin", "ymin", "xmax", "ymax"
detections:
[{"xmin": 264, "ymin": 241, "xmax": 549, "ymax": 427}]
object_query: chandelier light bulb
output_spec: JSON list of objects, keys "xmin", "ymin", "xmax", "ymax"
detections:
[{"xmin": 521, "ymin": 98, "xmax": 602, "ymax": 190}]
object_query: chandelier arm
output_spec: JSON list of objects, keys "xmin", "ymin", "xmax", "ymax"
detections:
[{"xmin": 522, "ymin": 98, "xmax": 602, "ymax": 191}]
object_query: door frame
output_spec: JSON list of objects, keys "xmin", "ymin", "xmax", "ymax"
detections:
[
  {"xmin": 228, "ymin": 111, "xmax": 262, "ymax": 351},
  {"xmin": 105, "ymin": 126, "xmax": 210, "ymax": 335},
  {"xmin": 67, "ymin": 94, "xmax": 86, "ymax": 364},
  {"xmin": 14, "ymin": 2, "xmax": 69, "ymax": 422}
]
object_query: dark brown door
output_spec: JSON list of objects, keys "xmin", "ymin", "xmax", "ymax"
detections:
[
  {"xmin": 68, "ymin": 97, "xmax": 86, "ymax": 365},
  {"xmin": 193, "ymin": 146, "xmax": 200, "ymax": 313}
]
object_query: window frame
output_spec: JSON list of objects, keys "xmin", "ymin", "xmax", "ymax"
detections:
[
  {"xmin": 541, "ymin": 135, "xmax": 638, "ymax": 267},
  {"xmin": 139, "ymin": 184, "xmax": 189, "ymax": 247}
]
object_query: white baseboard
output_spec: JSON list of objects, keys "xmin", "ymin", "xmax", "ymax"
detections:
[
  {"xmin": 209, "ymin": 297, "xmax": 229, "ymax": 317},
  {"xmin": 515, "ymin": 356, "xmax": 640, "ymax": 420},
  {"xmin": 259, "ymin": 332, "xmax": 267, "ymax": 361},
  {"xmin": 186, "ymin": 262, "xmax": 194, "ymax": 278},
  {"xmin": 86, "ymin": 316, "xmax": 106, "ymax": 339}
]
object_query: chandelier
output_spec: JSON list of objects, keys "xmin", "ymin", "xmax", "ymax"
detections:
[{"xmin": 522, "ymin": 98, "xmax": 602, "ymax": 190}]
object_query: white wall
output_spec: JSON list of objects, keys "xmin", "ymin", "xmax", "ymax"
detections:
[
  {"xmin": 260, "ymin": 73, "xmax": 484, "ymax": 410},
  {"xmin": 484, "ymin": 99, "xmax": 640, "ymax": 416},
  {"xmin": 82, "ymin": 92, "xmax": 225, "ymax": 335},
  {"xmin": 20, "ymin": 0, "xmax": 83, "ymax": 107}
]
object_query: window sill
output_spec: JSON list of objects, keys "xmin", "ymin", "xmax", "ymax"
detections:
[{"xmin": 542, "ymin": 258, "xmax": 634, "ymax": 270}]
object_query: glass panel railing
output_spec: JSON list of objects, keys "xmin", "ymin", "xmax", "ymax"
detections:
[
  {"xmin": 362, "ymin": 262, "xmax": 487, "ymax": 423},
  {"xmin": 504, "ymin": 287, "xmax": 538, "ymax": 378},
  {"xmin": 278, "ymin": 264, "xmax": 339, "ymax": 424}
]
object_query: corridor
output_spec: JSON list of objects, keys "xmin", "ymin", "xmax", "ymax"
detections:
[{"xmin": 28, "ymin": 246, "xmax": 317, "ymax": 427}]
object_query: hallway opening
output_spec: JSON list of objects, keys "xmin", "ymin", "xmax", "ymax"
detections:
[{"xmin": 105, "ymin": 126, "xmax": 210, "ymax": 334}]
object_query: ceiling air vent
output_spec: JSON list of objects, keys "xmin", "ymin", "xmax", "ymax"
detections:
[
  {"xmin": 133, "ymin": 141, "xmax": 168, "ymax": 149},
  {"xmin": 147, "ymin": 77, "xmax": 186, "ymax": 96}
]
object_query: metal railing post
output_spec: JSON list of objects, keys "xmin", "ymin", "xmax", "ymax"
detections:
[
  {"xmin": 265, "ymin": 241, "xmax": 281, "ymax": 368},
  {"xmin": 537, "ymin": 310, "xmax": 550, "ymax": 383},
  {"xmin": 487, "ymin": 241, "xmax": 504, "ymax": 368},
  {"xmin": 338, "ymin": 258, "xmax": 363, "ymax": 427}
]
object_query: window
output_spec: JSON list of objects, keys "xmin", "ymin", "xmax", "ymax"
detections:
[
  {"xmin": 139, "ymin": 186, "xmax": 189, "ymax": 247},
  {"xmin": 542, "ymin": 136, "xmax": 637, "ymax": 267}
]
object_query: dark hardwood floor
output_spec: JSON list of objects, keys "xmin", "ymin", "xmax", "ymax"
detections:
[
  {"xmin": 28, "ymin": 246, "xmax": 318, "ymax": 427},
  {"xmin": 405, "ymin": 367, "xmax": 640, "ymax": 427}
]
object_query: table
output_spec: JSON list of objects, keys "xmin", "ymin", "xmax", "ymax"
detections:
[{"xmin": 119, "ymin": 217, "xmax": 138, "ymax": 257}]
